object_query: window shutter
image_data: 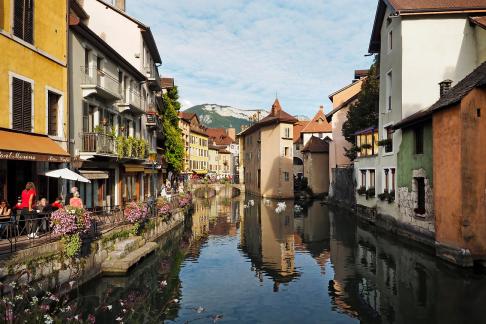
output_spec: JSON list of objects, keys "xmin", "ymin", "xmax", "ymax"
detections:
[
  {"xmin": 22, "ymin": 80, "xmax": 32, "ymax": 132},
  {"xmin": 13, "ymin": 0, "xmax": 25, "ymax": 39},
  {"xmin": 12, "ymin": 77, "xmax": 24, "ymax": 131},
  {"xmin": 24, "ymin": 0, "xmax": 34, "ymax": 44}
]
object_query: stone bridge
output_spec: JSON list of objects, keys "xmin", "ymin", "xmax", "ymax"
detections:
[{"xmin": 191, "ymin": 183, "xmax": 245, "ymax": 198}]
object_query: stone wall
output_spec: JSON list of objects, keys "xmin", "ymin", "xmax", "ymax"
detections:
[
  {"xmin": 329, "ymin": 167, "xmax": 356, "ymax": 208},
  {"xmin": 397, "ymin": 168, "xmax": 434, "ymax": 234},
  {"xmin": 0, "ymin": 207, "xmax": 188, "ymax": 293}
]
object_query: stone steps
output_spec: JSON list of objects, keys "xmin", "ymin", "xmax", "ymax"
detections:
[{"xmin": 101, "ymin": 236, "xmax": 157, "ymax": 275}]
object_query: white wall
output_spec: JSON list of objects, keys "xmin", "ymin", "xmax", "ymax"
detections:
[{"xmin": 302, "ymin": 132, "xmax": 332, "ymax": 146}]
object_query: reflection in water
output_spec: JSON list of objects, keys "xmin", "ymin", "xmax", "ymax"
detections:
[{"xmin": 76, "ymin": 195, "xmax": 486, "ymax": 323}]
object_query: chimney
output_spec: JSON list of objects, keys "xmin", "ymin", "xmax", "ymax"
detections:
[
  {"xmin": 319, "ymin": 105, "xmax": 324, "ymax": 112},
  {"xmin": 439, "ymin": 79, "xmax": 453, "ymax": 97},
  {"xmin": 114, "ymin": 0, "xmax": 125, "ymax": 11}
]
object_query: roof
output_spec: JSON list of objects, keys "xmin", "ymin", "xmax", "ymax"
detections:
[
  {"xmin": 329, "ymin": 79, "xmax": 361, "ymax": 102},
  {"xmin": 70, "ymin": 22, "xmax": 145, "ymax": 81},
  {"xmin": 301, "ymin": 136, "xmax": 329, "ymax": 153},
  {"xmin": 218, "ymin": 149, "xmax": 231, "ymax": 154},
  {"xmin": 354, "ymin": 69, "xmax": 369, "ymax": 79},
  {"xmin": 160, "ymin": 78, "xmax": 174, "ymax": 89},
  {"xmin": 70, "ymin": 0, "xmax": 89, "ymax": 20},
  {"xmin": 301, "ymin": 106, "xmax": 332, "ymax": 133},
  {"xmin": 293, "ymin": 120, "xmax": 309, "ymax": 143},
  {"xmin": 95, "ymin": 0, "xmax": 162, "ymax": 63},
  {"xmin": 369, "ymin": 0, "xmax": 486, "ymax": 53},
  {"xmin": 394, "ymin": 60, "xmax": 486, "ymax": 129},
  {"xmin": 239, "ymin": 99, "xmax": 298, "ymax": 136},
  {"xmin": 207, "ymin": 128, "xmax": 234, "ymax": 145},
  {"xmin": 470, "ymin": 16, "xmax": 486, "ymax": 29},
  {"xmin": 178, "ymin": 112, "xmax": 195, "ymax": 123},
  {"xmin": 326, "ymin": 92, "xmax": 360, "ymax": 122}
]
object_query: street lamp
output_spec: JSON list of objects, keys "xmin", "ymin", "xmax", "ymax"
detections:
[{"xmin": 148, "ymin": 151, "xmax": 157, "ymax": 217}]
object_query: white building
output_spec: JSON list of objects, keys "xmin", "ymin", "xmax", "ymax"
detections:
[{"xmin": 355, "ymin": 0, "xmax": 486, "ymax": 230}]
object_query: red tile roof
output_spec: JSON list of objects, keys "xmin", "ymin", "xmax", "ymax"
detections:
[
  {"xmin": 293, "ymin": 120, "xmax": 309, "ymax": 143},
  {"xmin": 239, "ymin": 99, "xmax": 298, "ymax": 136},
  {"xmin": 207, "ymin": 128, "xmax": 235, "ymax": 145},
  {"xmin": 301, "ymin": 106, "xmax": 332, "ymax": 133},
  {"xmin": 179, "ymin": 112, "xmax": 195, "ymax": 123},
  {"xmin": 302, "ymin": 136, "xmax": 329, "ymax": 153}
]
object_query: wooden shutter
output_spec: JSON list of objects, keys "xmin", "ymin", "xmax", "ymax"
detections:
[
  {"xmin": 11, "ymin": 77, "xmax": 32, "ymax": 132},
  {"xmin": 13, "ymin": 0, "xmax": 24, "ymax": 40},
  {"xmin": 48, "ymin": 92, "xmax": 59, "ymax": 136},
  {"xmin": 24, "ymin": 0, "xmax": 34, "ymax": 44},
  {"xmin": 12, "ymin": 77, "xmax": 24, "ymax": 131}
]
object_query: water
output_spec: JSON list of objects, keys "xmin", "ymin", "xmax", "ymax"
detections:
[{"xmin": 77, "ymin": 195, "xmax": 486, "ymax": 323}]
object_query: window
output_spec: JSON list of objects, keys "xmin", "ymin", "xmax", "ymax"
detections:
[
  {"xmin": 388, "ymin": 30, "xmax": 393, "ymax": 52},
  {"xmin": 415, "ymin": 126, "xmax": 424, "ymax": 154},
  {"xmin": 369, "ymin": 170, "xmax": 375, "ymax": 189},
  {"xmin": 13, "ymin": 0, "xmax": 34, "ymax": 44},
  {"xmin": 384, "ymin": 126, "xmax": 393, "ymax": 153},
  {"xmin": 415, "ymin": 177, "xmax": 425, "ymax": 215},
  {"xmin": 47, "ymin": 91, "xmax": 61, "ymax": 136},
  {"xmin": 284, "ymin": 147, "xmax": 289, "ymax": 157},
  {"xmin": 284, "ymin": 127, "xmax": 290, "ymax": 138},
  {"xmin": 360, "ymin": 170, "xmax": 367, "ymax": 188},
  {"xmin": 386, "ymin": 71, "xmax": 392, "ymax": 111},
  {"xmin": 258, "ymin": 169, "xmax": 261, "ymax": 188},
  {"xmin": 318, "ymin": 133, "xmax": 323, "ymax": 138},
  {"xmin": 284, "ymin": 172, "xmax": 289, "ymax": 182},
  {"xmin": 11, "ymin": 76, "xmax": 32, "ymax": 132}
]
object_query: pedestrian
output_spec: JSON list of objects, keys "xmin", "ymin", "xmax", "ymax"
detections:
[
  {"xmin": 69, "ymin": 192, "xmax": 84, "ymax": 208},
  {"xmin": 20, "ymin": 182, "xmax": 37, "ymax": 239},
  {"xmin": 65, "ymin": 187, "xmax": 78, "ymax": 206},
  {"xmin": 0, "ymin": 200, "xmax": 12, "ymax": 238}
]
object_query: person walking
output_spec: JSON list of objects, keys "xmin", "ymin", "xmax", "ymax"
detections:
[
  {"xmin": 20, "ymin": 182, "xmax": 37, "ymax": 239},
  {"xmin": 69, "ymin": 192, "xmax": 83, "ymax": 208}
]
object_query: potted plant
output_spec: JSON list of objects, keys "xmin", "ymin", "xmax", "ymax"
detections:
[
  {"xmin": 366, "ymin": 187, "xmax": 375, "ymax": 198},
  {"xmin": 378, "ymin": 190, "xmax": 389, "ymax": 201},
  {"xmin": 357, "ymin": 186, "xmax": 367, "ymax": 196},
  {"xmin": 388, "ymin": 190, "xmax": 396, "ymax": 203}
]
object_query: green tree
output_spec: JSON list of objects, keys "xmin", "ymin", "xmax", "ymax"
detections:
[
  {"xmin": 162, "ymin": 87, "xmax": 185, "ymax": 172},
  {"xmin": 342, "ymin": 57, "xmax": 380, "ymax": 160}
]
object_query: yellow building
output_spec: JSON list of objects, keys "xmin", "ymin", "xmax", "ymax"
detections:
[
  {"xmin": 188, "ymin": 114, "xmax": 209, "ymax": 175},
  {"xmin": 0, "ymin": 0, "xmax": 70, "ymax": 203},
  {"xmin": 178, "ymin": 112, "xmax": 192, "ymax": 173}
]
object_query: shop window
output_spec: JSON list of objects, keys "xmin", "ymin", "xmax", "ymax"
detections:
[
  {"xmin": 415, "ymin": 126, "xmax": 424, "ymax": 154},
  {"xmin": 13, "ymin": 0, "xmax": 34, "ymax": 44},
  {"xmin": 47, "ymin": 91, "xmax": 61, "ymax": 136},
  {"xmin": 11, "ymin": 76, "xmax": 32, "ymax": 132}
]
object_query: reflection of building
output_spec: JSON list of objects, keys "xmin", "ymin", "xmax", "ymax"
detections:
[
  {"xmin": 239, "ymin": 99, "xmax": 297, "ymax": 198},
  {"xmin": 240, "ymin": 198, "xmax": 299, "ymax": 288},
  {"xmin": 191, "ymin": 200, "xmax": 210, "ymax": 239}
]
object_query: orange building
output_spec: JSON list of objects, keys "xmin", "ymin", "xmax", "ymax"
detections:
[{"xmin": 395, "ymin": 62, "xmax": 486, "ymax": 266}]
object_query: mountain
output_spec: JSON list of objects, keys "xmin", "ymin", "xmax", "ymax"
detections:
[{"xmin": 184, "ymin": 104, "xmax": 269, "ymax": 132}]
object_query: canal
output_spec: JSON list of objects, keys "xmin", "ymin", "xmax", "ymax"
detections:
[{"xmin": 76, "ymin": 195, "xmax": 486, "ymax": 323}]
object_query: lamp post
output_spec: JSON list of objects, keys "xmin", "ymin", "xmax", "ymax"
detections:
[{"xmin": 148, "ymin": 151, "xmax": 157, "ymax": 217}]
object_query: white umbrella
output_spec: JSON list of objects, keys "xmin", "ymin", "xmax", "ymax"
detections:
[{"xmin": 44, "ymin": 168, "xmax": 91, "ymax": 183}]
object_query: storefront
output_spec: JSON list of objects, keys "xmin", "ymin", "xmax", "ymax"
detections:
[
  {"xmin": 78, "ymin": 169, "xmax": 115, "ymax": 209},
  {"xmin": 121, "ymin": 164, "xmax": 144, "ymax": 203},
  {"xmin": 0, "ymin": 130, "xmax": 70, "ymax": 206}
]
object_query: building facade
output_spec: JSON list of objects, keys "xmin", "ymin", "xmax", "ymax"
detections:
[
  {"xmin": 300, "ymin": 106, "xmax": 332, "ymax": 145},
  {"xmin": 189, "ymin": 115, "xmax": 209, "ymax": 175},
  {"xmin": 0, "ymin": 0, "xmax": 70, "ymax": 204},
  {"xmin": 302, "ymin": 136, "xmax": 330, "ymax": 196},
  {"xmin": 239, "ymin": 99, "xmax": 297, "ymax": 199}
]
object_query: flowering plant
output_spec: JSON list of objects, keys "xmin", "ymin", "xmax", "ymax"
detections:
[
  {"xmin": 158, "ymin": 202, "xmax": 171, "ymax": 216},
  {"xmin": 124, "ymin": 202, "xmax": 148, "ymax": 224},
  {"xmin": 178, "ymin": 194, "xmax": 191, "ymax": 208},
  {"xmin": 50, "ymin": 206, "xmax": 92, "ymax": 257}
]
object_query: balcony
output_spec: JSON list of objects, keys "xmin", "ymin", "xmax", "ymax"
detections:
[
  {"xmin": 146, "ymin": 113, "xmax": 161, "ymax": 129},
  {"xmin": 80, "ymin": 67, "xmax": 122, "ymax": 101},
  {"xmin": 145, "ymin": 65, "xmax": 161, "ymax": 91},
  {"xmin": 117, "ymin": 88, "xmax": 145, "ymax": 115},
  {"xmin": 81, "ymin": 132, "xmax": 116, "ymax": 157}
]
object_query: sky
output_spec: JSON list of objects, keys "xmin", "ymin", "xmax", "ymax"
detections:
[{"xmin": 128, "ymin": 0, "xmax": 377, "ymax": 117}]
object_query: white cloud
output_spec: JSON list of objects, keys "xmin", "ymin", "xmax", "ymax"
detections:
[{"xmin": 128, "ymin": 0, "xmax": 376, "ymax": 116}]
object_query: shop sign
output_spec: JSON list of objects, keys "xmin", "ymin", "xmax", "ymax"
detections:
[{"xmin": 0, "ymin": 150, "xmax": 71, "ymax": 163}]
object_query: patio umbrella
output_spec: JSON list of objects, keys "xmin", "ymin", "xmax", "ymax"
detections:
[{"xmin": 44, "ymin": 168, "xmax": 91, "ymax": 183}]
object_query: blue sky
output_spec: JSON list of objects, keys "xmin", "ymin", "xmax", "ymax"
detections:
[{"xmin": 128, "ymin": 0, "xmax": 376, "ymax": 117}]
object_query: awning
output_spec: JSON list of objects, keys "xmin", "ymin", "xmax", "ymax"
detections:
[
  {"xmin": 0, "ymin": 129, "xmax": 70, "ymax": 163},
  {"xmin": 193, "ymin": 170, "xmax": 208, "ymax": 175},
  {"xmin": 124, "ymin": 164, "xmax": 144, "ymax": 173},
  {"xmin": 80, "ymin": 170, "xmax": 110, "ymax": 179},
  {"xmin": 144, "ymin": 169, "xmax": 158, "ymax": 174}
]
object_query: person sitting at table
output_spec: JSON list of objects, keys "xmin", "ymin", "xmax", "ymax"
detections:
[
  {"xmin": 69, "ymin": 192, "xmax": 83, "ymax": 208},
  {"xmin": 36, "ymin": 198, "xmax": 53, "ymax": 233},
  {"xmin": 51, "ymin": 196, "xmax": 63, "ymax": 211},
  {"xmin": 0, "ymin": 200, "xmax": 12, "ymax": 237}
]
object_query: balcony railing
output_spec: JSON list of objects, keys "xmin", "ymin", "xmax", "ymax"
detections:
[
  {"xmin": 81, "ymin": 67, "xmax": 121, "ymax": 99},
  {"xmin": 82, "ymin": 132, "xmax": 116, "ymax": 155}
]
